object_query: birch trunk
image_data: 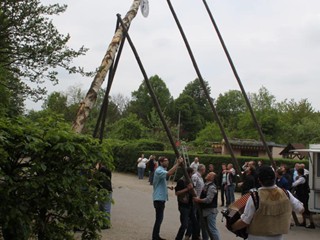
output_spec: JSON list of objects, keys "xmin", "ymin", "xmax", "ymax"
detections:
[{"xmin": 72, "ymin": 0, "xmax": 142, "ymax": 133}]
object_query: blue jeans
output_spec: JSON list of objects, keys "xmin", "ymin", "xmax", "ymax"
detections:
[
  {"xmin": 226, "ymin": 184, "xmax": 235, "ymax": 206},
  {"xmin": 152, "ymin": 201, "xmax": 165, "ymax": 240},
  {"xmin": 175, "ymin": 205, "xmax": 198, "ymax": 240},
  {"xmin": 137, "ymin": 167, "xmax": 145, "ymax": 179},
  {"xmin": 204, "ymin": 212, "xmax": 220, "ymax": 240},
  {"xmin": 99, "ymin": 192, "xmax": 112, "ymax": 227}
]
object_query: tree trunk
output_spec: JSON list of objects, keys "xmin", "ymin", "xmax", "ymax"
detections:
[{"xmin": 72, "ymin": 0, "xmax": 142, "ymax": 133}]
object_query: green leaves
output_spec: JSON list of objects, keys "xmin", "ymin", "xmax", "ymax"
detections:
[{"xmin": 0, "ymin": 115, "xmax": 114, "ymax": 239}]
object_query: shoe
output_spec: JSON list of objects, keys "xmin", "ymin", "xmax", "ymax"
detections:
[
  {"xmin": 298, "ymin": 222, "xmax": 306, "ymax": 227},
  {"xmin": 184, "ymin": 236, "xmax": 190, "ymax": 240},
  {"xmin": 306, "ymin": 223, "xmax": 315, "ymax": 229}
]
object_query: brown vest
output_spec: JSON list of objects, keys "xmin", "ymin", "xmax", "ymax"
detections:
[{"xmin": 248, "ymin": 188, "xmax": 292, "ymax": 236}]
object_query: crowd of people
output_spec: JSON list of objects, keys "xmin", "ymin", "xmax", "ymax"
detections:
[{"xmin": 140, "ymin": 155, "xmax": 315, "ymax": 240}]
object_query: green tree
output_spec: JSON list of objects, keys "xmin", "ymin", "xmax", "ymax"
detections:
[
  {"xmin": 277, "ymin": 98, "xmax": 316, "ymax": 143},
  {"xmin": 0, "ymin": 0, "xmax": 88, "ymax": 101},
  {"xmin": 108, "ymin": 114, "xmax": 147, "ymax": 140},
  {"xmin": 193, "ymin": 122, "xmax": 222, "ymax": 147},
  {"xmin": 129, "ymin": 75, "xmax": 173, "ymax": 126},
  {"xmin": 0, "ymin": 66, "xmax": 25, "ymax": 117},
  {"xmin": 215, "ymin": 90, "xmax": 246, "ymax": 131},
  {"xmin": 43, "ymin": 91, "xmax": 68, "ymax": 113},
  {"xmin": 181, "ymin": 79, "xmax": 212, "ymax": 122},
  {"xmin": 174, "ymin": 94, "xmax": 204, "ymax": 141},
  {"xmin": 0, "ymin": 115, "xmax": 113, "ymax": 239}
]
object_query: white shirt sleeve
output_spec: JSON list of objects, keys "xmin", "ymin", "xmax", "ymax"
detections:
[
  {"xmin": 287, "ymin": 191, "xmax": 304, "ymax": 213},
  {"xmin": 292, "ymin": 176, "xmax": 306, "ymax": 188},
  {"xmin": 240, "ymin": 196, "xmax": 255, "ymax": 224}
]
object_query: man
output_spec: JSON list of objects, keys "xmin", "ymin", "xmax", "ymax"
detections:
[
  {"xmin": 218, "ymin": 163, "xmax": 227, "ymax": 207},
  {"xmin": 175, "ymin": 167, "xmax": 197, "ymax": 240},
  {"xmin": 152, "ymin": 156, "xmax": 183, "ymax": 240},
  {"xmin": 291, "ymin": 162, "xmax": 300, "ymax": 183},
  {"xmin": 224, "ymin": 163, "xmax": 236, "ymax": 206},
  {"xmin": 238, "ymin": 166, "xmax": 256, "ymax": 195},
  {"xmin": 300, "ymin": 163, "xmax": 309, "ymax": 176},
  {"xmin": 242, "ymin": 161, "xmax": 256, "ymax": 171},
  {"xmin": 292, "ymin": 168, "xmax": 315, "ymax": 228},
  {"xmin": 280, "ymin": 164, "xmax": 293, "ymax": 190},
  {"xmin": 137, "ymin": 154, "xmax": 149, "ymax": 179},
  {"xmin": 194, "ymin": 172, "xmax": 221, "ymax": 240},
  {"xmin": 208, "ymin": 164, "xmax": 214, "ymax": 173},
  {"xmin": 148, "ymin": 155, "xmax": 156, "ymax": 185},
  {"xmin": 208, "ymin": 164, "xmax": 218, "ymax": 186},
  {"xmin": 232, "ymin": 166, "xmax": 304, "ymax": 240},
  {"xmin": 190, "ymin": 157, "xmax": 200, "ymax": 173},
  {"xmin": 186, "ymin": 164, "xmax": 206, "ymax": 239},
  {"xmin": 276, "ymin": 168, "xmax": 289, "ymax": 190}
]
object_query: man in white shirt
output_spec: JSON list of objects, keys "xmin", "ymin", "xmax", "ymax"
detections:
[
  {"xmin": 137, "ymin": 154, "xmax": 149, "ymax": 179},
  {"xmin": 232, "ymin": 166, "xmax": 304, "ymax": 240},
  {"xmin": 190, "ymin": 157, "xmax": 200, "ymax": 173}
]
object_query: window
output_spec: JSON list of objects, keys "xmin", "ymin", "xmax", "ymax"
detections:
[{"xmin": 241, "ymin": 150, "xmax": 259, "ymax": 157}]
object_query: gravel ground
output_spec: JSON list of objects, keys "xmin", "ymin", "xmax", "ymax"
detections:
[{"xmin": 98, "ymin": 172, "xmax": 320, "ymax": 240}]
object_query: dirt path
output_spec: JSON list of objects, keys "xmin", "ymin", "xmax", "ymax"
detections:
[{"xmin": 100, "ymin": 172, "xmax": 319, "ymax": 240}]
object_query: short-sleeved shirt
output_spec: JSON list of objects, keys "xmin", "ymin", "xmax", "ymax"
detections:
[
  {"xmin": 192, "ymin": 172, "xmax": 204, "ymax": 197},
  {"xmin": 153, "ymin": 166, "xmax": 168, "ymax": 201},
  {"xmin": 175, "ymin": 177, "xmax": 192, "ymax": 208}
]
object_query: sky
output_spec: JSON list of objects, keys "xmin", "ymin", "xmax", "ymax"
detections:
[{"xmin": 27, "ymin": 0, "xmax": 320, "ymax": 110}]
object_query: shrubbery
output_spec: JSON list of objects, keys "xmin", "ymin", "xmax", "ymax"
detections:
[
  {"xmin": 0, "ymin": 115, "xmax": 113, "ymax": 239},
  {"xmin": 107, "ymin": 139, "xmax": 165, "ymax": 173}
]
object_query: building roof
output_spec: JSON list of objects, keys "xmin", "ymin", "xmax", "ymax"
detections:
[
  {"xmin": 279, "ymin": 143, "xmax": 308, "ymax": 158},
  {"xmin": 222, "ymin": 139, "xmax": 285, "ymax": 150}
]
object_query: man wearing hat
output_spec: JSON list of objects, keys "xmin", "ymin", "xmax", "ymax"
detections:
[{"xmin": 231, "ymin": 166, "xmax": 304, "ymax": 240}]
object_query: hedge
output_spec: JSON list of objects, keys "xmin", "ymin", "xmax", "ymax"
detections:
[
  {"xmin": 106, "ymin": 139, "xmax": 165, "ymax": 173},
  {"xmin": 108, "ymin": 138, "xmax": 309, "ymax": 179}
]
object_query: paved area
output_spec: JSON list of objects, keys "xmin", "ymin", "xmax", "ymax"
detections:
[{"xmin": 100, "ymin": 172, "xmax": 320, "ymax": 240}]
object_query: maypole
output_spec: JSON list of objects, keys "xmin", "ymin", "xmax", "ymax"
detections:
[{"xmin": 72, "ymin": 0, "xmax": 142, "ymax": 133}]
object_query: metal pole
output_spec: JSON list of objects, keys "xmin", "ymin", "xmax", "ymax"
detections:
[
  {"xmin": 177, "ymin": 111, "xmax": 181, "ymax": 141},
  {"xmin": 202, "ymin": 0, "xmax": 276, "ymax": 170},
  {"xmin": 166, "ymin": 0, "xmax": 242, "ymax": 177},
  {"xmin": 117, "ymin": 14, "xmax": 180, "ymax": 158},
  {"xmin": 117, "ymin": 14, "xmax": 196, "ymax": 193}
]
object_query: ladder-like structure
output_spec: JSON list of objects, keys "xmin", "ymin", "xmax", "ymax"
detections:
[{"xmin": 169, "ymin": 142, "xmax": 191, "ymax": 186}]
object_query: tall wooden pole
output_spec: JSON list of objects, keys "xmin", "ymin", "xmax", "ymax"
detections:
[{"xmin": 72, "ymin": 0, "xmax": 142, "ymax": 133}]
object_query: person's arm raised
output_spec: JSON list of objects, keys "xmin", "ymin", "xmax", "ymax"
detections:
[{"xmin": 167, "ymin": 157, "xmax": 184, "ymax": 176}]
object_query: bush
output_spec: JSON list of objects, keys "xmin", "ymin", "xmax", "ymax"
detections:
[{"xmin": 0, "ymin": 115, "xmax": 113, "ymax": 239}]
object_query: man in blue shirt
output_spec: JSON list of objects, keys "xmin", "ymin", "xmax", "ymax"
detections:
[{"xmin": 152, "ymin": 156, "xmax": 184, "ymax": 240}]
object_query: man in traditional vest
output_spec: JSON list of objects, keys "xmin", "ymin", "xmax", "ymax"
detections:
[
  {"xmin": 194, "ymin": 172, "xmax": 220, "ymax": 240},
  {"xmin": 232, "ymin": 166, "xmax": 304, "ymax": 240}
]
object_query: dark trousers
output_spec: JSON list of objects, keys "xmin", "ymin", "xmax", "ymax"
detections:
[
  {"xmin": 175, "ymin": 205, "xmax": 198, "ymax": 240},
  {"xmin": 186, "ymin": 205, "xmax": 201, "ymax": 239},
  {"xmin": 220, "ymin": 184, "xmax": 225, "ymax": 206},
  {"xmin": 152, "ymin": 201, "xmax": 165, "ymax": 240},
  {"xmin": 149, "ymin": 171, "xmax": 154, "ymax": 185}
]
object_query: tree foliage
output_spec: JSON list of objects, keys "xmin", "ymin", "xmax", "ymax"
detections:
[
  {"xmin": 0, "ymin": 0, "xmax": 89, "ymax": 101},
  {"xmin": 0, "ymin": 114, "xmax": 113, "ymax": 239},
  {"xmin": 129, "ymin": 75, "xmax": 173, "ymax": 126},
  {"xmin": 108, "ymin": 114, "xmax": 146, "ymax": 140}
]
